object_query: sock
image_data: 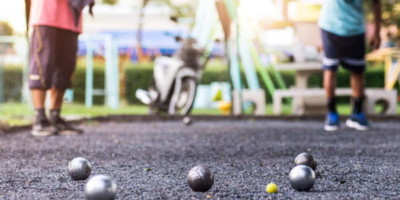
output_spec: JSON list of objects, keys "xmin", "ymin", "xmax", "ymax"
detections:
[
  {"xmin": 327, "ymin": 97, "xmax": 337, "ymax": 113},
  {"xmin": 34, "ymin": 108, "xmax": 47, "ymax": 123},
  {"xmin": 49, "ymin": 109, "xmax": 61, "ymax": 120},
  {"xmin": 352, "ymin": 97, "xmax": 364, "ymax": 114}
]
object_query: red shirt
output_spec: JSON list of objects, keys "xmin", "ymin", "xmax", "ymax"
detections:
[{"xmin": 29, "ymin": 0, "xmax": 82, "ymax": 33}]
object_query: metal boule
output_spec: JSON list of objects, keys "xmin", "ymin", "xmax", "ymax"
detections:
[
  {"xmin": 289, "ymin": 165, "xmax": 316, "ymax": 191},
  {"xmin": 294, "ymin": 152, "xmax": 317, "ymax": 170},
  {"xmin": 187, "ymin": 165, "xmax": 214, "ymax": 192},
  {"xmin": 68, "ymin": 157, "xmax": 92, "ymax": 181},
  {"xmin": 85, "ymin": 175, "xmax": 117, "ymax": 200}
]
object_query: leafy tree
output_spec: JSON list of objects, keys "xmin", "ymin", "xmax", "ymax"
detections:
[
  {"xmin": 364, "ymin": 0, "xmax": 400, "ymax": 27},
  {"xmin": 0, "ymin": 21, "xmax": 13, "ymax": 55},
  {"xmin": 102, "ymin": 0, "xmax": 118, "ymax": 5},
  {"xmin": 380, "ymin": 1, "xmax": 400, "ymax": 27},
  {"xmin": 136, "ymin": 0, "xmax": 198, "ymax": 62},
  {"xmin": 0, "ymin": 21, "xmax": 13, "ymax": 36}
]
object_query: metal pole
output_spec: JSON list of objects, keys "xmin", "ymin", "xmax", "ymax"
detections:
[
  {"xmin": 21, "ymin": 37, "xmax": 31, "ymax": 106},
  {"xmin": 112, "ymin": 38, "xmax": 119, "ymax": 108},
  {"xmin": 85, "ymin": 38, "xmax": 94, "ymax": 107},
  {"xmin": 104, "ymin": 35, "xmax": 112, "ymax": 108},
  {"xmin": 104, "ymin": 34, "xmax": 119, "ymax": 108},
  {"xmin": 225, "ymin": 0, "xmax": 242, "ymax": 91},
  {"xmin": 0, "ymin": 52, "xmax": 4, "ymax": 103}
]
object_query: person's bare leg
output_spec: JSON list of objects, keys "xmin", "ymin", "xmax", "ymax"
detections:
[
  {"xmin": 49, "ymin": 87, "xmax": 65, "ymax": 110},
  {"xmin": 350, "ymin": 72, "xmax": 364, "ymax": 98},
  {"xmin": 31, "ymin": 89, "xmax": 47, "ymax": 123},
  {"xmin": 31, "ymin": 89, "xmax": 47, "ymax": 109},
  {"xmin": 324, "ymin": 70, "xmax": 337, "ymax": 112},
  {"xmin": 350, "ymin": 72, "xmax": 365, "ymax": 114}
]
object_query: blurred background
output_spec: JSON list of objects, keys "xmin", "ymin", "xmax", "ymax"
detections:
[{"xmin": 0, "ymin": 0, "xmax": 399, "ymax": 126}]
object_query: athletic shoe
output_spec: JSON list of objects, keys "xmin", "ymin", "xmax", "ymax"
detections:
[
  {"xmin": 50, "ymin": 115, "xmax": 83, "ymax": 135},
  {"xmin": 31, "ymin": 118, "xmax": 57, "ymax": 136},
  {"xmin": 346, "ymin": 112, "xmax": 370, "ymax": 131},
  {"xmin": 324, "ymin": 112, "xmax": 340, "ymax": 131}
]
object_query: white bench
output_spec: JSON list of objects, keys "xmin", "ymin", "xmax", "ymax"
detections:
[{"xmin": 273, "ymin": 88, "xmax": 398, "ymax": 115}]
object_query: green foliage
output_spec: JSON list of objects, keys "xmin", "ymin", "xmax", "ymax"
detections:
[
  {"xmin": 0, "ymin": 63, "xmax": 390, "ymax": 105},
  {"xmin": 364, "ymin": 0, "xmax": 400, "ymax": 27},
  {"xmin": 0, "ymin": 21, "xmax": 14, "ymax": 52},
  {"xmin": 102, "ymin": 0, "xmax": 118, "ymax": 5},
  {"xmin": 73, "ymin": 66, "xmax": 106, "ymax": 104},
  {"xmin": 124, "ymin": 62, "xmax": 154, "ymax": 104},
  {"xmin": 0, "ymin": 21, "xmax": 13, "ymax": 36},
  {"xmin": 2, "ymin": 66, "xmax": 22, "ymax": 101},
  {"xmin": 381, "ymin": 1, "xmax": 400, "ymax": 27}
]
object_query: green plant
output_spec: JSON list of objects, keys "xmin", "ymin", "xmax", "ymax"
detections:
[
  {"xmin": 364, "ymin": 0, "xmax": 400, "ymax": 27},
  {"xmin": 0, "ymin": 21, "xmax": 13, "ymax": 36},
  {"xmin": 102, "ymin": 0, "xmax": 118, "ymax": 5},
  {"xmin": 0, "ymin": 62, "xmax": 390, "ymax": 105}
]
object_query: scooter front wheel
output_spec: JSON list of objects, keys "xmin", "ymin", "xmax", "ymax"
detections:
[{"xmin": 168, "ymin": 77, "xmax": 197, "ymax": 116}]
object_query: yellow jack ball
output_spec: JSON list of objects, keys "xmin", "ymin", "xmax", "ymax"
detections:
[{"xmin": 266, "ymin": 183, "xmax": 278, "ymax": 193}]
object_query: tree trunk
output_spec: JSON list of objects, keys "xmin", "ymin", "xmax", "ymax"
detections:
[{"xmin": 25, "ymin": 0, "xmax": 31, "ymax": 33}]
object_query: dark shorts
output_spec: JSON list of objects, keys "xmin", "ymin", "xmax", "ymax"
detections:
[
  {"xmin": 29, "ymin": 25, "xmax": 79, "ymax": 90},
  {"xmin": 321, "ymin": 29, "xmax": 366, "ymax": 73}
]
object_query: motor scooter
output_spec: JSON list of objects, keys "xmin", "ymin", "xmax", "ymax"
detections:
[{"xmin": 136, "ymin": 38, "xmax": 208, "ymax": 116}]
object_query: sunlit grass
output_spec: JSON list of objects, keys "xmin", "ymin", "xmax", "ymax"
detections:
[
  {"xmin": 0, "ymin": 102, "xmax": 223, "ymax": 126},
  {"xmin": 1, "ymin": 102, "xmax": 399, "ymax": 126}
]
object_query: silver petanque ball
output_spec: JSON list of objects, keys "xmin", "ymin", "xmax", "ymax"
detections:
[
  {"xmin": 68, "ymin": 157, "xmax": 92, "ymax": 180},
  {"xmin": 294, "ymin": 152, "xmax": 317, "ymax": 170},
  {"xmin": 187, "ymin": 165, "xmax": 214, "ymax": 192},
  {"xmin": 85, "ymin": 175, "xmax": 117, "ymax": 200},
  {"xmin": 289, "ymin": 165, "xmax": 316, "ymax": 191}
]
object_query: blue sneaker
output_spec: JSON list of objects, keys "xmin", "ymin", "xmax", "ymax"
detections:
[
  {"xmin": 324, "ymin": 112, "xmax": 340, "ymax": 131},
  {"xmin": 346, "ymin": 112, "xmax": 370, "ymax": 131}
]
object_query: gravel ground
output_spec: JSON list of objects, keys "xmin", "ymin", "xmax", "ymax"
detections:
[{"xmin": 1, "ymin": 119, "xmax": 400, "ymax": 199}]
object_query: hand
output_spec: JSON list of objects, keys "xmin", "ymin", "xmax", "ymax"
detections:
[{"xmin": 369, "ymin": 33, "xmax": 381, "ymax": 50}]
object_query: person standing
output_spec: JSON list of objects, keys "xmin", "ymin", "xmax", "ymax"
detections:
[
  {"xmin": 319, "ymin": 0, "xmax": 381, "ymax": 131},
  {"xmin": 27, "ymin": 0, "xmax": 94, "ymax": 136}
]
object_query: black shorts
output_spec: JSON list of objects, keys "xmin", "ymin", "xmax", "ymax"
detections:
[
  {"xmin": 29, "ymin": 25, "xmax": 79, "ymax": 90},
  {"xmin": 321, "ymin": 29, "xmax": 366, "ymax": 73}
]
